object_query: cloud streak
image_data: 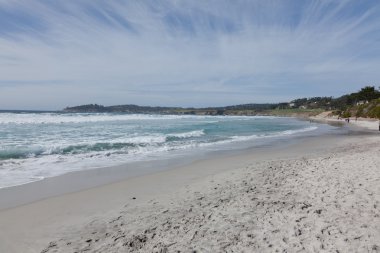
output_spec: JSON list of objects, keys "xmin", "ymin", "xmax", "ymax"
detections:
[{"xmin": 0, "ymin": 0, "xmax": 380, "ymax": 109}]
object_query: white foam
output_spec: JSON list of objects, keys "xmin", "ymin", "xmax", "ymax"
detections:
[
  {"xmin": 167, "ymin": 130, "xmax": 205, "ymax": 138},
  {"xmin": 0, "ymin": 113, "xmax": 173, "ymax": 124},
  {"xmin": 112, "ymin": 135, "xmax": 167, "ymax": 144},
  {"xmin": 279, "ymin": 126, "xmax": 318, "ymax": 135},
  {"xmin": 0, "ymin": 113, "xmax": 276, "ymax": 125},
  {"xmin": 0, "ymin": 114, "xmax": 321, "ymax": 189},
  {"xmin": 200, "ymin": 125, "xmax": 319, "ymax": 147}
]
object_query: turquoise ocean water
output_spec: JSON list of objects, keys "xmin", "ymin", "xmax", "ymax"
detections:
[{"xmin": 0, "ymin": 112, "xmax": 336, "ymax": 188}]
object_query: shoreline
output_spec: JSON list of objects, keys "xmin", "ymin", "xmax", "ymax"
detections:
[
  {"xmin": 0, "ymin": 113, "xmax": 376, "ymax": 196},
  {"xmin": 310, "ymin": 112, "xmax": 380, "ymax": 131},
  {"xmin": 0, "ymin": 118, "xmax": 339, "ymax": 210},
  {"xmin": 0, "ymin": 121, "xmax": 378, "ymax": 252},
  {"xmin": 0, "ymin": 115, "xmax": 322, "ymax": 192}
]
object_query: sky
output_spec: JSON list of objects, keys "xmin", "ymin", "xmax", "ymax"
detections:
[{"xmin": 0, "ymin": 0, "xmax": 380, "ymax": 110}]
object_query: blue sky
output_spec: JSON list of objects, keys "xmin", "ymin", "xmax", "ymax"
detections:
[{"xmin": 0, "ymin": 0, "xmax": 380, "ymax": 110}]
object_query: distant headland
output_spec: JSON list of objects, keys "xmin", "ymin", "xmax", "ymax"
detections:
[{"xmin": 64, "ymin": 86, "xmax": 380, "ymax": 118}]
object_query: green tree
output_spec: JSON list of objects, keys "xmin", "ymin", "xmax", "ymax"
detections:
[{"xmin": 356, "ymin": 86, "xmax": 380, "ymax": 101}]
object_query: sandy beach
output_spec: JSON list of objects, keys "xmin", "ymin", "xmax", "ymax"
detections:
[
  {"xmin": 2, "ymin": 1, "xmax": 380, "ymax": 252},
  {"xmin": 0, "ymin": 127, "xmax": 379, "ymax": 252},
  {"xmin": 311, "ymin": 111, "xmax": 380, "ymax": 131}
]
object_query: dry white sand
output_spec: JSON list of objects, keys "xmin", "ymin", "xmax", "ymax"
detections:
[{"xmin": 0, "ymin": 134, "xmax": 379, "ymax": 253}]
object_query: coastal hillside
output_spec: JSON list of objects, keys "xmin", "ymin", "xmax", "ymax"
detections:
[
  {"xmin": 340, "ymin": 98, "xmax": 380, "ymax": 119},
  {"xmin": 63, "ymin": 86, "xmax": 380, "ymax": 118},
  {"xmin": 63, "ymin": 103, "xmax": 280, "ymax": 116}
]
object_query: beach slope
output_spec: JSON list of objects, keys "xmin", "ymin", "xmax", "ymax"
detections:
[
  {"xmin": 38, "ymin": 136, "xmax": 380, "ymax": 252},
  {"xmin": 0, "ymin": 135, "xmax": 379, "ymax": 252}
]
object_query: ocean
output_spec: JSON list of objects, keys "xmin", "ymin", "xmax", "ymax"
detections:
[{"xmin": 0, "ymin": 112, "xmax": 336, "ymax": 188}]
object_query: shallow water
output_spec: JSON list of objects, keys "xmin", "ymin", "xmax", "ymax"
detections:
[{"xmin": 0, "ymin": 112, "xmax": 336, "ymax": 188}]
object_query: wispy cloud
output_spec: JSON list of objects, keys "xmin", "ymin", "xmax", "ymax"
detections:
[{"xmin": 0, "ymin": 0, "xmax": 379, "ymax": 109}]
